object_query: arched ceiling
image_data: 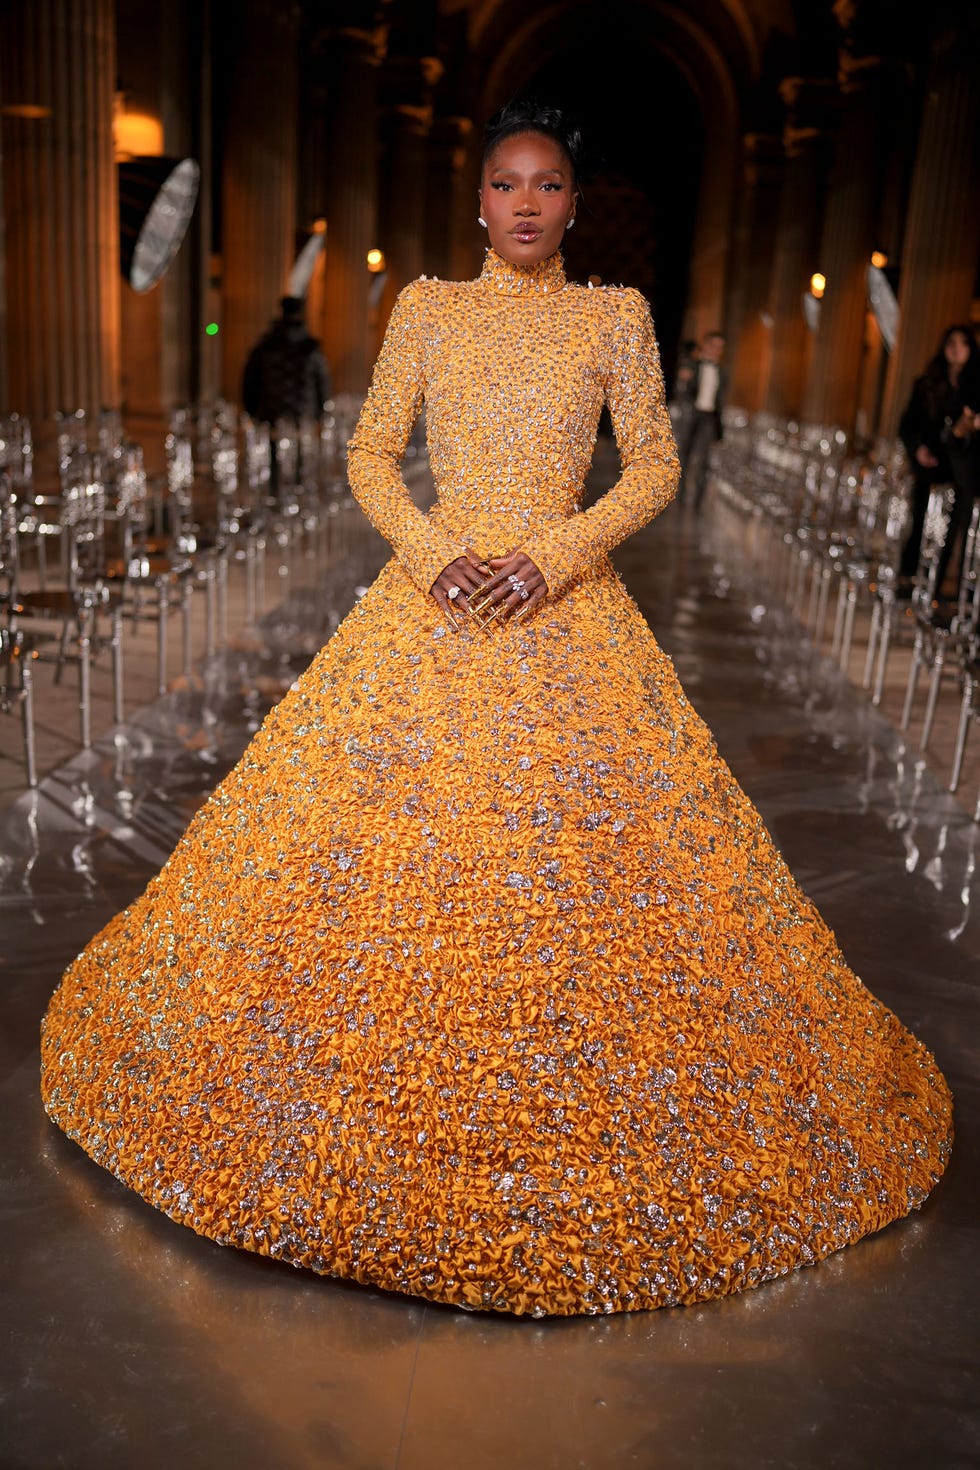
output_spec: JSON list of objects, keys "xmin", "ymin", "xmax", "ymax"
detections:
[
  {"xmin": 456, "ymin": 0, "xmax": 798, "ymax": 99},
  {"xmin": 475, "ymin": 1, "xmax": 740, "ymax": 122}
]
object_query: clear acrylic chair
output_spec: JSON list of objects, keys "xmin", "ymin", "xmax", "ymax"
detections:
[
  {"xmin": 833, "ymin": 460, "xmax": 911, "ymax": 676},
  {"xmin": 0, "ymin": 476, "xmax": 38, "ymax": 786},
  {"xmin": 864, "ymin": 483, "xmax": 953, "ymax": 709},
  {"xmin": 899, "ymin": 486, "xmax": 969, "ymax": 743},
  {"xmin": 6, "ymin": 451, "xmax": 124, "ymax": 750}
]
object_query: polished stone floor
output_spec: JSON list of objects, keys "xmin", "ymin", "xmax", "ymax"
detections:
[{"xmin": 2, "ymin": 455, "xmax": 977, "ymax": 1470}]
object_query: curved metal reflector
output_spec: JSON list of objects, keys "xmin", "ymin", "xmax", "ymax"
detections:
[{"xmin": 119, "ymin": 157, "xmax": 201, "ymax": 294}]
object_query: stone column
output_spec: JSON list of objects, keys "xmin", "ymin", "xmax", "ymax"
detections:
[
  {"xmin": 319, "ymin": 23, "xmax": 386, "ymax": 394},
  {"xmin": 682, "ymin": 118, "xmax": 739, "ymax": 344},
  {"xmin": 452, "ymin": 133, "xmax": 484, "ymax": 285},
  {"xmin": 762, "ymin": 79, "xmax": 836, "ymax": 420},
  {"xmin": 879, "ymin": 22, "xmax": 980, "ymax": 438},
  {"xmin": 115, "ymin": 0, "xmax": 212, "ymax": 460},
  {"xmin": 724, "ymin": 134, "xmax": 784, "ymax": 412},
  {"xmin": 379, "ymin": 54, "xmax": 440, "ymax": 315},
  {"xmin": 220, "ymin": 0, "xmax": 299, "ymax": 402},
  {"xmin": 424, "ymin": 114, "xmax": 473, "ymax": 282},
  {"xmin": 0, "ymin": 0, "xmax": 120, "ymax": 421},
  {"xmin": 801, "ymin": 53, "xmax": 898, "ymax": 430}
]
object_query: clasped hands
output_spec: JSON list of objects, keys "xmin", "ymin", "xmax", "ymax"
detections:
[{"xmin": 430, "ymin": 546, "xmax": 547, "ymax": 633}]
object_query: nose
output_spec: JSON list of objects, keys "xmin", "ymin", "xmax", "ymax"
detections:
[{"xmin": 514, "ymin": 191, "xmax": 539, "ymax": 216}]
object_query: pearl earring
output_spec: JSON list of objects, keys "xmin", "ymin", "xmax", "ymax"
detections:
[
  {"xmin": 478, "ymin": 215, "xmax": 487, "ymax": 228},
  {"xmin": 566, "ymin": 217, "xmax": 575, "ymax": 230}
]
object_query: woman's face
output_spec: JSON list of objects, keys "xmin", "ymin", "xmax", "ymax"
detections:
[
  {"xmin": 479, "ymin": 131, "xmax": 577, "ymax": 267},
  {"xmin": 944, "ymin": 331, "xmax": 972, "ymax": 370}
]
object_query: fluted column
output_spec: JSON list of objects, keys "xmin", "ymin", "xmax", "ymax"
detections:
[
  {"xmin": 879, "ymin": 23, "xmax": 980, "ymax": 437},
  {"xmin": 320, "ymin": 23, "xmax": 386, "ymax": 393},
  {"xmin": 425, "ymin": 114, "xmax": 473, "ymax": 282},
  {"xmin": 0, "ymin": 0, "xmax": 120, "ymax": 419},
  {"xmin": 682, "ymin": 115, "xmax": 739, "ymax": 343},
  {"xmin": 115, "ymin": 0, "xmax": 212, "ymax": 458},
  {"xmin": 763, "ymin": 79, "xmax": 835, "ymax": 419},
  {"xmin": 379, "ymin": 54, "xmax": 440, "ymax": 314},
  {"xmin": 220, "ymin": 0, "xmax": 299, "ymax": 402},
  {"xmin": 725, "ymin": 134, "xmax": 784, "ymax": 412},
  {"xmin": 802, "ymin": 53, "xmax": 897, "ymax": 430},
  {"xmin": 452, "ymin": 132, "xmax": 484, "ymax": 285}
]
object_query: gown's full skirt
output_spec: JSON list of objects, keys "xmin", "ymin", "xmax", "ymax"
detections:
[{"xmin": 40, "ymin": 554, "xmax": 952, "ymax": 1316}]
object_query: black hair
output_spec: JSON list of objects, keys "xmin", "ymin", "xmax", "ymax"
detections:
[
  {"xmin": 922, "ymin": 323, "xmax": 979, "ymax": 388},
  {"xmin": 280, "ymin": 295, "xmax": 305, "ymax": 319},
  {"xmin": 482, "ymin": 97, "xmax": 586, "ymax": 185}
]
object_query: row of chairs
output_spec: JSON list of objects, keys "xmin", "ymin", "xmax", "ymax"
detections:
[
  {"xmin": 0, "ymin": 398, "xmax": 365, "ymax": 788},
  {"xmin": 709, "ymin": 412, "xmax": 980, "ymax": 819}
]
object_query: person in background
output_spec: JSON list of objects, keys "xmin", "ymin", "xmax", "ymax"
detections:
[
  {"xmin": 899, "ymin": 323, "xmax": 980, "ymax": 594},
  {"xmin": 242, "ymin": 296, "xmax": 332, "ymax": 426},
  {"xmin": 675, "ymin": 330, "xmax": 727, "ymax": 511},
  {"xmin": 668, "ymin": 338, "xmax": 699, "ymax": 442}
]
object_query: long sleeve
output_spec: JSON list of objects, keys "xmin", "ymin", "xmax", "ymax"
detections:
[
  {"xmin": 346, "ymin": 281, "xmax": 461, "ymax": 593},
  {"xmin": 523, "ymin": 288, "xmax": 681, "ymax": 598}
]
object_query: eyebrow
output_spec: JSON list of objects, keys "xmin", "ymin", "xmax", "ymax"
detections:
[{"xmin": 490, "ymin": 166, "xmax": 564, "ymax": 177}]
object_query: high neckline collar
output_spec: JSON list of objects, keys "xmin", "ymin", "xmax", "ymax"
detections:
[{"xmin": 478, "ymin": 246, "xmax": 567, "ymax": 295}]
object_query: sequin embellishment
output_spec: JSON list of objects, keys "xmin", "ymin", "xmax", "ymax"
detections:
[{"xmin": 40, "ymin": 247, "xmax": 952, "ymax": 1318}]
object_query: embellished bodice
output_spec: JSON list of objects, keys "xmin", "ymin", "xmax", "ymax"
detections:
[{"xmin": 347, "ymin": 247, "xmax": 680, "ymax": 597}]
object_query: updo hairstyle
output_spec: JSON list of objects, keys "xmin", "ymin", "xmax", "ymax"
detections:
[{"xmin": 481, "ymin": 98, "xmax": 586, "ymax": 185}]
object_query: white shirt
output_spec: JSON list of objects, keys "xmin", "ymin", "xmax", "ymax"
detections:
[{"xmin": 695, "ymin": 361, "xmax": 721, "ymax": 413}]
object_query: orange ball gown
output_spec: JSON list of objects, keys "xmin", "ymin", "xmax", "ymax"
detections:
[{"xmin": 40, "ymin": 247, "xmax": 952, "ymax": 1317}]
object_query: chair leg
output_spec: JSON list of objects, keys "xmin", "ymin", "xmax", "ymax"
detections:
[
  {"xmin": 181, "ymin": 581, "xmax": 193, "ymax": 678},
  {"xmin": 21, "ymin": 655, "xmax": 38, "ymax": 788},
  {"xmin": 204, "ymin": 561, "xmax": 217, "ymax": 659},
  {"xmin": 244, "ymin": 540, "xmax": 256, "ymax": 625},
  {"xmin": 840, "ymin": 588, "xmax": 858, "ymax": 673},
  {"xmin": 78, "ymin": 606, "xmax": 93, "ymax": 749},
  {"xmin": 255, "ymin": 538, "xmax": 267, "ymax": 618},
  {"xmin": 873, "ymin": 611, "xmax": 894, "ymax": 707},
  {"xmin": 900, "ymin": 636, "xmax": 923, "ymax": 731},
  {"xmin": 53, "ymin": 616, "xmax": 71, "ymax": 686},
  {"xmin": 830, "ymin": 579, "xmax": 847, "ymax": 658},
  {"xmin": 920, "ymin": 646, "xmax": 946, "ymax": 752},
  {"xmin": 863, "ymin": 602, "xmax": 881, "ymax": 690},
  {"xmin": 217, "ymin": 556, "xmax": 228, "ymax": 647},
  {"xmin": 949, "ymin": 673, "xmax": 974, "ymax": 792},
  {"xmin": 813, "ymin": 568, "xmax": 832, "ymax": 644},
  {"xmin": 112, "ymin": 608, "xmax": 124, "ymax": 726},
  {"xmin": 157, "ymin": 582, "xmax": 169, "ymax": 696}
]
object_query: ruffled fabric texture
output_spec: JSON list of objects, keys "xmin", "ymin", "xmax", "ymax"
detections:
[{"xmin": 40, "ymin": 248, "xmax": 952, "ymax": 1317}]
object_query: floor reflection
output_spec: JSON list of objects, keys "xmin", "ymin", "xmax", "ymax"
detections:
[{"xmin": 3, "ymin": 459, "xmax": 977, "ymax": 1470}]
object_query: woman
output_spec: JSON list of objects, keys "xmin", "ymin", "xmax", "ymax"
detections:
[
  {"xmin": 899, "ymin": 324, "xmax": 980, "ymax": 590},
  {"xmin": 41, "ymin": 101, "xmax": 952, "ymax": 1318}
]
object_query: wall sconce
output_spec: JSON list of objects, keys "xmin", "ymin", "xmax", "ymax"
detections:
[
  {"xmin": 0, "ymin": 103, "xmax": 52, "ymax": 120},
  {"xmin": 870, "ymin": 250, "xmax": 888, "ymax": 269},
  {"xmin": 367, "ymin": 248, "xmax": 386, "ymax": 273},
  {"xmin": 810, "ymin": 272, "xmax": 826, "ymax": 299},
  {"xmin": 113, "ymin": 97, "xmax": 164, "ymax": 162}
]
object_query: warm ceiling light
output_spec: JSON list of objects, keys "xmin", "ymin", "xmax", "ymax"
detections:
[
  {"xmin": 114, "ymin": 110, "xmax": 164, "ymax": 161},
  {"xmin": 367, "ymin": 248, "xmax": 385, "ymax": 272},
  {"xmin": 870, "ymin": 250, "xmax": 888, "ymax": 269},
  {"xmin": 810, "ymin": 272, "xmax": 826, "ymax": 298}
]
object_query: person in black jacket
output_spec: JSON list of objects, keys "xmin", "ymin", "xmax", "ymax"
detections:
[
  {"xmin": 899, "ymin": 323, "xmax": 980, "ymax": 591},
  {"xmin": 242, "ymin": 297, "xmax": 332, "ymax": 426},
  {"xmin": 674, "ymin": 331, "xmax": 727, "ymax": 511}
]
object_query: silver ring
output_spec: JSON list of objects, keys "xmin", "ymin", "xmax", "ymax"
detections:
[
  {"xmin": 519, "ymin": 588, "xmax": 529, "ymax": 600},
  {"xmin": 507, "ymin": 573, "xmax": 520, "ymax": 585},
  {"xmin": 447, "ymin": 586, "xmax": 461, "ymax": 600}
]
